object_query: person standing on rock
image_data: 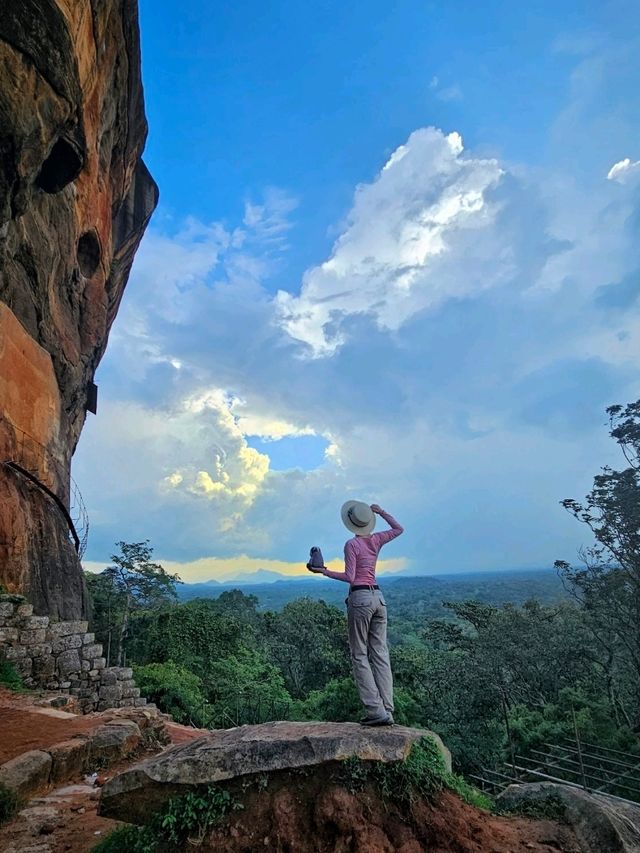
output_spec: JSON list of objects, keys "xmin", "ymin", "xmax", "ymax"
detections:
[{"xmin": 308, "ymin": 502, "xmax": 404, "ymax": 727}]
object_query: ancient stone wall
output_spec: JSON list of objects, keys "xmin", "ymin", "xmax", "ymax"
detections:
[
  {"xmin": 0, "ymin": 594, "xmax": 146, "ymax": 712},
  {"xmin": 0, "ymin": 0, "xmax": 158, "ymax": 618}
]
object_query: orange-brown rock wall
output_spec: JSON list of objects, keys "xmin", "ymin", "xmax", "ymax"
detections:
[{"xmin": 0, "ymin": 0, "xmax": 158, "ymax": 617}]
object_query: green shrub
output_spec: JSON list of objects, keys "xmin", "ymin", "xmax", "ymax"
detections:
[
  {"xmin": 132, "ymin": 661, "xmax": 207, "ymax": 725},
  {"xmin": 158, "ymin": 786, "xmax": 235, "ymax": 845},
  {"xmin": 92, "ymin": 785, "xmax": 238, "ymax": 852},
  {"xmin": 0, "ymin": 659, "xmax": 24, "ymax": 691},
  {"xmin": 91, "ymin": 824, "xmax": 155, "ymax": 853},
  {"xmin": 341, "ymin": 736, "xmax": 492, "ymax": 811},
  {"xmin": 0, "ymin": 782, "xmax": 21, "ymax": 826}
]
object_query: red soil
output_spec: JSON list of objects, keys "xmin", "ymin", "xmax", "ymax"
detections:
[
  {"xmin": 203, "ymin": 773, "xmax": 581, "ymax": 853},
  {"xmin": 0, "ymin": 706, "xmax": 99, "ymax": 763},
  {"xmin": 164, "ymin": 721, "xmax": 209, "ymax": 744}
]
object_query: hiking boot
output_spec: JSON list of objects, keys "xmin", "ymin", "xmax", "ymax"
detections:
[{"xmin": 360, "ymin": 713, "xmax": 393, "ymax": 727}]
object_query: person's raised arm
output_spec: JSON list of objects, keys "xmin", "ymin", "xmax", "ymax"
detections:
[
  {"xmin": 322, "ymin": 539, "xmax": 357, "ymax": 583},
  {"xmin": 370, "ymin": 504, "xmax": 404, "ymax": 547}
]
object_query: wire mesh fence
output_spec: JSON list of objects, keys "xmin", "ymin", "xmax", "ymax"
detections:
[{"xmin": 187, "ymin": 695, "xmax": 296, "ymax": 731}]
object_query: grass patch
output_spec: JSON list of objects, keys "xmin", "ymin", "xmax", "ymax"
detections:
[
  {"xmin": 0, "ymin": 659, "xmax": 24, "ymax": 692},
  {"xmin": 92, "ymin": 786, "xmax": 239, "ymax": 852},
  {"xmin": 92, "ymin": 824, "xmax": 155, "ymax": 853},
  {"xmin": 341, "ymin": 736, "xmax": 493, "ymax": 811},
  {"xmin": 0, "ymin": 782, "xmax": 22, "ymax": 826}
]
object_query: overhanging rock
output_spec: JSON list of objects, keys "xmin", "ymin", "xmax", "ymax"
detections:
[{"xmin": 99, "ymin": 721, "xmax": 451, "ymax": 825}]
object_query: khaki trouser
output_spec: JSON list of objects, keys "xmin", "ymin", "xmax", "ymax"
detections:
[{"xmin": 347, "ymin": 588, "xmax": 394, "ymax": 718}]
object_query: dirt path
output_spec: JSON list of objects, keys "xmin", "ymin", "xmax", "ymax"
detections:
[
  {"xmin": 0, "ymin": 689, "xmax": 206, "ymax": 852},
  {"xmin": 0, "ymin": 707, "xmax": 101, "ymax": 763}
]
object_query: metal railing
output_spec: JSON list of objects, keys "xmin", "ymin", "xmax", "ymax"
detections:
[
  {"xmin": 470, "ymin": 735, "xmax": 640, "ymax": 806},
  {"xmin": 186, "ymin": 694, "xmax": 295, "ymax": 731},
  {"xmin": 2, "ymin": 426, "xmax": 89, "ymax": 557}
]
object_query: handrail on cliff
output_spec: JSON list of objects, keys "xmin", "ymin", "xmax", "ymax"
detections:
[
  {"xmin": 4, "ymin": 461, "xmax": 81, "ymax": 553},
  {"xmin": 2, "ymin": 426, "xmax": 89, "ymax": 558}
]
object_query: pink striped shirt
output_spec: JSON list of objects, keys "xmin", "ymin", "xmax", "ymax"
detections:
[{"xmin": 323, "ymin": 510, "xmax": 404, "ymax": 586}]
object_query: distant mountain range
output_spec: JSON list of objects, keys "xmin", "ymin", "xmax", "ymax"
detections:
[
  {"xmin": 217, "ymin": 569, "xmax": 299, "ymax": 585},
  {"xmin": 174, "ymin": 567, "xmax": 563, "ymax": 610}
]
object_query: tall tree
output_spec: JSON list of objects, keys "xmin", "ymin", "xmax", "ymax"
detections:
[
  {"xmin": 103, "ymin": 541, "xmax": 180, "ymax": 666},
  {"xmin": 556, "ymin": 400, "xmax": 640, "ymax": 728}
]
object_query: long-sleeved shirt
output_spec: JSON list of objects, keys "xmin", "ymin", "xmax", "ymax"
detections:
[{"xmin": 323, "ymin": 510, "xmax": 404, "ymax": 586}]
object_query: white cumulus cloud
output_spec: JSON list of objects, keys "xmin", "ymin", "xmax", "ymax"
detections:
[
  {"xmin": 275, "ymin": 127, "xmax": 505, "ymax": 356},
  {"xmin": 606, "ymin": 157, "xmax": 640, "ymax": 184}
]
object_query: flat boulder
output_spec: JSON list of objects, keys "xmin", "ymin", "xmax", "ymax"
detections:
[
  {"xmin": 499, "ymin": 781, "xmax": 640, "ymax": 853},
  {"xmin": 99, "ymin": 721, "xmax": 450, "ymax": 824},
  {"xmin": 0, "ymin": 750, "xmax": 51, "ymax": 797}
]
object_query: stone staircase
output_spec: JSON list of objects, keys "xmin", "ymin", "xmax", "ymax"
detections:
[{"xmin": 0, "ymin": 594, "xmax": 145, "ymax": 712}]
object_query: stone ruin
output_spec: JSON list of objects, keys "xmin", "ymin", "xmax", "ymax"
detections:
[{"xmin": 0, "ymin": 594, "xmax": 145, "ymax": 712}]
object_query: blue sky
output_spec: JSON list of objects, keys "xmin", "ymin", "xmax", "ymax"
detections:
[{"xmin": 76, "ymin": 0, "xmax": 640, "ymax": 581}]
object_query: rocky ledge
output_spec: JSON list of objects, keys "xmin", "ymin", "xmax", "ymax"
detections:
[
  {"xmin": 499, "ymin": 782, "xmax": 640, "ymax": 853},
  {"xmin": 99, "ymin": 721, "xmax": 451, "ymax": 824},
  {"xmin": 0, "ymin": 705, "xmax": 169, "ymax": 799}
]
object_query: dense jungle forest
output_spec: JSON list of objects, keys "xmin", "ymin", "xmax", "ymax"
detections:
[{"xmin": 86, "ymin": 401, "xmax": 640, "ymax": 780}]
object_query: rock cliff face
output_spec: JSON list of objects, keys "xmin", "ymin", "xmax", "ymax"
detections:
[{"xmin": 0, "ymin": 0, "xmax": 158, "ymax": 617}]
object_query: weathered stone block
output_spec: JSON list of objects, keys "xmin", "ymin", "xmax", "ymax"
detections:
[
  {"xmin": 88, "ymin": 721, "xmax": 141, "ymax": 764},
  {"xmin": 48, "ymin": 621, "xmax": 89, "ymax": 637},
  {"xmin": 16, "ymin": 604, "xmax": 34, "ymax": 618},
  {"xmin": 82, "ymin": 644, "xmax": 103, "ymax": 660},
  {"xmin": 72, "ymin": 687, "xmax": 92, "ymax": 700},
  {"xmin": 81, "ymin": 659, "xmax": 91, "ymax": 672},
  {"xmin": 19, "ymin": 629, "xmax": 46, "ymax": 644},
  {"xmin": 33, "ymin": 656, "xmax": 56, "ymax": 679},
  {"xmin": 100, "ymin": 670, "xmax": 118, "ymax": 686},
  {"xmin": 24, "ymin": 616, "xmax": 48, "ymax": 629},
  {"xmin": 48, "ymin": 738, "xmax": 89, "ymax": 784},
  {"xmin": 0, "ymin": 602, "xmax": 16, "ymax": 619},
  {"xmin": 52, "ymin": 634, "xmax": 83, "ymax": 653},
  {"xmin": 111, "ymin": 667, "xmax": 133, "ymax": 680},
  {"xmin": 0, "ymin": 750, "xmax": 51, "ymax": 797},
  {"xmin": 93, "ymin": 657, "xmax": 106, "ymax": 670},
  {"xmin": 3, "ymin": 646, "xmax": 26, "ymax": 660},
  {"xmin": 57, "ymin": 649, "xmax": 82, "ymax": 676},
  {"xmin": 82, "ymin": 633, "xmax": 95, "ymax": 645},
  {"xmin": 134, "ymin": 698, "xmax": 147, "ymax": 707},
  {"xmin": 15, "ymin": 658, "xmax": 33, "ymax": 677},
  {"xmin": 99, "ymin": 684, "xmax": 122, "ymax": 702},
  {"xmin": 0, "ymin": 627, "xmax": 19, "ymax": 642},
  {"xmin": 28, "ymin": 643, "xmax": 52, "ymax": 659},
  {"xmin": 122, "ymin": 687, "xmax": 141, "ymax": 699}
]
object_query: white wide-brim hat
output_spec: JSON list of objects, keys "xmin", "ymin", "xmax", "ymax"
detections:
[{"xmin": 341, "ymin": 500, "xmax": 376, "ymax": 535}]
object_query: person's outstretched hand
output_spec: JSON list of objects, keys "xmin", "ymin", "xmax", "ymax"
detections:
[
  {"xmin": 306, "ymin": 564, "xmax": 325, "ymax": 574},
  {"xmin": 370, "ymin": 504, "xmax": 383, "ymax": 514}
]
